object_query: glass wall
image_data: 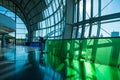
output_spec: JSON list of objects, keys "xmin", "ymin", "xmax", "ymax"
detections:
[
  {"xmin": 46, "ymin": 37, "xmax": 120, "ymax": 80},
  {"xmin": 73, "ymin": 0, "xmax": 120, "ymax": 38},
  {"xmin": 35, "ymin": 0, "xmax": 66, "ymax": 40},
  {"xmin": 0, "ymin": 6, "xmax": 28, "ymax": 44},
  {"xmin": 16, "ymin": 17, "xmax": 28, "ymax": 39}
]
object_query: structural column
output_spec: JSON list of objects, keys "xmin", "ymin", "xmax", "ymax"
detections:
[
  {"xmin": 28, "ymin": 26, "xmax": 33, "ymax": 42},
  {"xmin": 97, "ymin": 0, "xmax": 101, "ymax": 37},
  {"xmin": 81, "ymin": 0, "xmax": 86, "ymax": 38},
  {"xmin": 63, "ymin": 0, "xmax": 74, "ymax": 39},
  {"xmin": 89, "ymin": 0, "xmax": 93, "ymax": 37},
  {"xmin": 1, "ymin": 34, "xmax": 5, "ymax": 48}
]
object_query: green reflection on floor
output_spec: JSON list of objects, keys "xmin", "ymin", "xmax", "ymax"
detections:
[{"xmin": 45, "ymin": 38, "xmax": 120, "ymax": 80}]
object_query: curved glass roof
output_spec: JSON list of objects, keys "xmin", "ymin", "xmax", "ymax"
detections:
[{"xmin": 0, "ymin": 0, "xmax": 47, "ymax": 30}]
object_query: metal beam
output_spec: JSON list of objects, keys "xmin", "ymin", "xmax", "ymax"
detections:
[
  {"xmin": 74, "ymin": 12, "xmax": 120, "ymax": 26},
  {"xmin": 28, "ymin": 2, "xmax": 45, "ymax": 21},
  {"xmin": 20, "ymin": 0, "xmax": 23, "ymax": 5},
  {"xmin": 26, "ymin": 0, "xmax": 42, "ymax": 15},
  {"xmin": 97, "ymin": 0, "xmax": 101, "ymax": 37},
  {"xmin": 23, "ymin": 0, "xmax": 31, "ymax": 10},
  {"xmin": 81, "ymin": 0, "xmax": 86, "ymax": 38},
  {"xmin": 88, "ymin": 0, "xmax": 93, "ymax": 37},
  {"xmin": 76, "ymin": 0, "xmax": 80, "ymax": 38}
]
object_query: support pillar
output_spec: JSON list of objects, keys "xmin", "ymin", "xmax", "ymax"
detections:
[
  {"xmin": 63, "ymin": 0, "xmax": 74, "ymax": 39},
  {"xmin": 81, "ymin": 0, "xmax": 86, "ymax": 38},
  {"xmin": 28, "ymin": 26, "xmax": 33, "ymax": 42},
  {"xmin": 97, "ymin": 0, "xmax": 101, "ymax": 37},
  {"xmin": 1, "ymin": 34, "xmax": 5, "ymax": 48},
  {"xmin": 89, "ymin": 0, "xmax": 93, "ymax": 37}
]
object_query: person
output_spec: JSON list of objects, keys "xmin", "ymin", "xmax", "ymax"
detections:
[
  {"xmin": 39, "ymin": 36, "xmax": 45, "ymax": 51},
  {"xmin": 39, "ymin": 36, "xmax": 46, "ymax": 64}
]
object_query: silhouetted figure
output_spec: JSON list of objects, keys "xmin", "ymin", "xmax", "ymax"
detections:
[{"xmin": 39, "ymin": 36, "xmax": 46, "ymax": 65}]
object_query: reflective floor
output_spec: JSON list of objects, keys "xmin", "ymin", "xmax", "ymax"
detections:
[
  {"xmin": 0, "ymin": 46, "xmax": 120, "ymax": 80},
  {"xmin": 0, "ymin": 46, "xmax": 62, "ymax": 80}
]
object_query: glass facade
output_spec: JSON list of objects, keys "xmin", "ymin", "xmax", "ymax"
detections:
[
  {"xmin": 46, "ymin": 37, "xmax": 120, "ymax": 79},
  {"xmin": 46, "ymin": 38, "xmax": 120, "ymax": 66},
  {"xmin": 0, "ymin": 0, "xmax": 119, "ymax": 40},
  {"xmin": 35, "ymin": 0, "xmax": 66, "ymax": 39},
  {"xmin": 0, "ymin": 6, "xmax": 28, "ymax": 39},
  {"xmin": 33, "ymin": 0, "xmax": 120, "ymax": 40},
  {"xmin": 73, "ymin": 0, "xmax": 120, "ymax": 38}
]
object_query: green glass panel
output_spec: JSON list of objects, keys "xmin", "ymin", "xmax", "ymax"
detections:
[{"xmin": 45, "ymin": 38, "xmax": 120, "ymax": 79}]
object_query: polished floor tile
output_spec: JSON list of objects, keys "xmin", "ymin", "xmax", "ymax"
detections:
[
  {"xmin": 0, "ymin": 46, "xmax": 63, "ymax": 80},
  {"xmin": 0, "ymin": 46, "xmax": 120, "ymax": 80}
]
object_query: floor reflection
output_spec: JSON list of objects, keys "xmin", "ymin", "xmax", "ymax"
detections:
[
  {"xmin": 0, "ymin": 46, "xmax": 63, "ymax": 80},
  {"xmin": 0, "ymin": 46, "xmax": 120, "ymax": 80}
]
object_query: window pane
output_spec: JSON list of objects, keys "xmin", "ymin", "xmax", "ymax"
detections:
[{"xmin": 101, "ymin": 0, "xmax": 120, "ymax": 16}]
